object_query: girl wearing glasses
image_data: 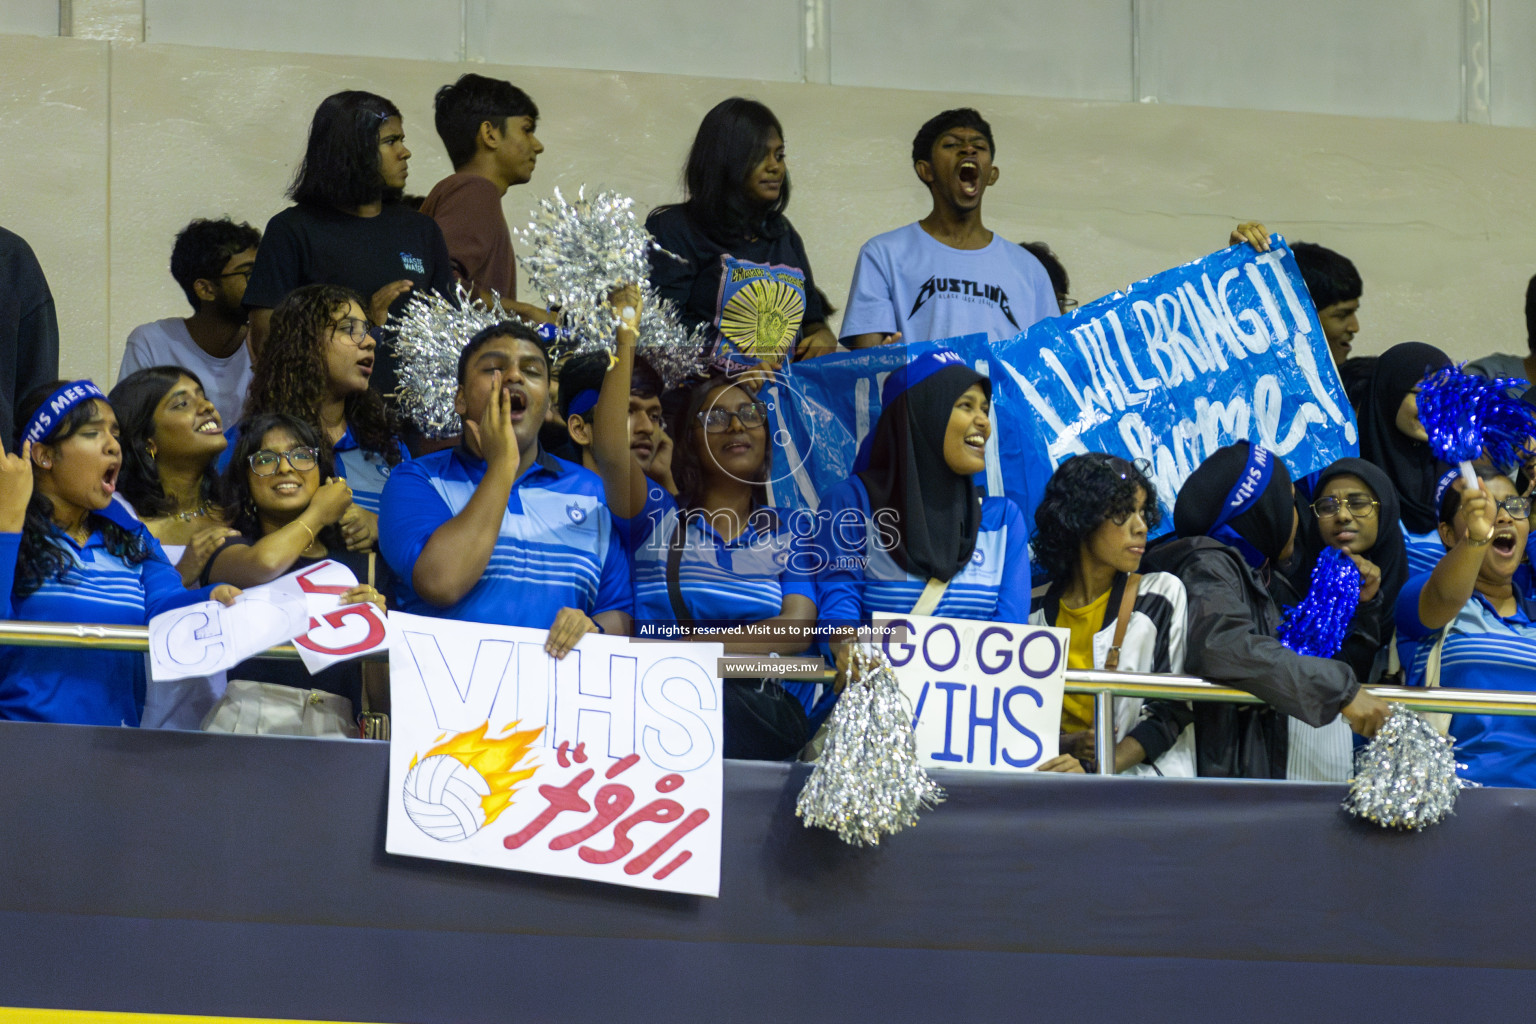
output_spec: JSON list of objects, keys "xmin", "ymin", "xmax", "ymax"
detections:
[
  {"xmin": 0, "ymin": 381, "xmax": 239, "ymax": 725},
  {"xmin": 235, "ymin": 283, "xmax": 408, "ymax": 547},
  {"xmin": 1276, "ymin": 458, "xmax": 1405, "ymax": 780},
  {"xmin": 619, "ymin": 372, "xmax": 818, "ymax": 760},
  {"xmin": 1396, "ymin": 467, "xmax": 1536, "ymax": 787},
  {"xmin": 1030, "ymin": 454, "xmax": 1195, "ymax": 776},
  {"xmin": 1141, "ymin": 442, "xmax": 1389, "ymax": 777},
  {"xmin": 200, "ymin": 412, "xmax": 388, "ymax": 736}
]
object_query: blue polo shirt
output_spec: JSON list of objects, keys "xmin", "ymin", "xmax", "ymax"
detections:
[
  {"xmin": 219, "ymin": 422, "xmax": 408, "ymax": 514},
  {"xmin": 1402, "ymin": 524, "xmax": 1445, "ymax": 579},
  {"xmin": 622, "ymin": 489, "xmax": 816, "ymax": 630},
  {"xmin": 0, "ymin": 524, "xmax": 217, "ymax": 726},
  {"xmin": 1396, "ymin": 570, "xmax": 1536, "ymax": 788},
  {"xmin": 378, "ymin": 447, "xmax": 632, "ymax": 628},
  {"xmin": 814, "ymin": 476, "xmax": 1032, "ymax": 626}
]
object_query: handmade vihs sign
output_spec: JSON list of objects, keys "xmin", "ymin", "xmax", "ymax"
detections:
[
  {"xmin": 384, "ymin": 612, "xmax": 725, "ymax": 897},
  {"xmin": 874, "ymin": 615, "xmax": 1069, "ymax": 772}
]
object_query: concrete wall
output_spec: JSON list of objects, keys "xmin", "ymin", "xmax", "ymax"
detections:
[{"xmin": 4, "ymin": 29, "xmax": 1536, "ymax": 387}]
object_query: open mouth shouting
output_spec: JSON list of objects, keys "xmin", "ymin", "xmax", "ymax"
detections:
[
  {"xmin": 504, "ymin": 387, "xmax": 529, "ymax": 421},
  {"xmin": 101, "ymin": 462, "xmax": 120, "ymax": 498},
  {"xmin": 1491, "ymin": 527, "xmax": 1520, "ymax": 559},
  {"xmin": 957, "ymin": 160, "xmax": 981, "ymax": 198},
  {"xmin": 357, "ymin": 355, "xmax": 375, "ymax": 380}
]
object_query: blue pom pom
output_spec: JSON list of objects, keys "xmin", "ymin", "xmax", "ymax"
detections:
[
  {"xmin": 1278, "ymin": 547, "xmax": 1363, "ymax": 659},
  {"xmin": 1416, "ymin": 365, "xmax": 1536, "ymax": 467}
]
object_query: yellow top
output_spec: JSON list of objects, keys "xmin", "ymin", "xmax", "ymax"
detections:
[{"xmin": 1057, "ymin": 589, "xmax": 1111, "ymax": 732}]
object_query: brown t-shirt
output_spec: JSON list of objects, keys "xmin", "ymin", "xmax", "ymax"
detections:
[{"xmin": 420, "ymin": 172, "xmax": 516, "ymax": 302}]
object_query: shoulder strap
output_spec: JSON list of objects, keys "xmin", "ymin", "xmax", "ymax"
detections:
[
  {"xmin": 911, "ymin": 576, "xmax": 951, "ymax": 616},
  {"xmin": 665, "ymin": 511, "xmax": 694, "ymax": 627},
  {"xmin": 1104, "ymin": 573, "xmax": 1141, "ymax": 670}
]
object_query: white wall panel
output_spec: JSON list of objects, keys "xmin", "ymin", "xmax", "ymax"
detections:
[
  {"xmin": 467, "ymin": 0, "xmax": 805, "ymax": 82},
  {"xmin": 1137, "ymin": 0, "xmax": 1463, "ymax": 122},
  {"xmin": 1491, "ymin": 0, "xmax": 1536, "ymax": 127},
  {"xmin": 143, "ymin": 0, "xmax": 465, "ymax": 63},
  {"xmin": 830, "ymin": 0, "xmax": 1131, "ymax": 101},
  {"xmin": 0, "ymin": 0, "xmax": 58, "ymax": 36}
]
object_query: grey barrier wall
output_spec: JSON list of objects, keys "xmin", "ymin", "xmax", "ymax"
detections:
[{"xmin": 1, "ymin": 720, "xmax": 1535, "ymax": 1022}]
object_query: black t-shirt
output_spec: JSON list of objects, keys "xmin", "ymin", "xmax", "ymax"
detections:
[
  {"xmin": 0, "ymin": 225, "xmax": 59, "ymax": 447},
  {"xmin": 244, "ymin": 202, "xmax": 456, "ymax": 399},
  {"xmin": 644, "ymin": 205, "xmax": 826, "ymax": 343}
]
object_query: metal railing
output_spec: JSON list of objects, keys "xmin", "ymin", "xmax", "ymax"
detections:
[{"xmin": 5, "ymin": 620, "xmax": 1532, "ymax": 776}]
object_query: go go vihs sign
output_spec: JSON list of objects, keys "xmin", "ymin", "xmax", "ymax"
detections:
[{"xmin": 873, "ymin": 615, "xmax": 1069, "ymax": 772}]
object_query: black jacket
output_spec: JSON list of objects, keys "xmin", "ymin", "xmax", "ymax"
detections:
[{"xmin": 1142, "ymin": 537, "xmax": 1360, "ymax": 778}]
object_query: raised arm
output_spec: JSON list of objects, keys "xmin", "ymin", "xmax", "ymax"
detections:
[
  {"xmin": 1417, "ymin": 479, "xmax": 1493, "ymax": 630},
  {"xmin": 590, "ymin": 284, "xmax": 649, "ymax": 519},
  {"xmin": 202, "ymin": 478, "xmax": 354, "ymax": 588}
]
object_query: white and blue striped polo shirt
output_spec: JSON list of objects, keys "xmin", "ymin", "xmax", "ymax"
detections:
[
  {"xmin": 814, "ymin": 476, "xmax": 1033, "ymax": 626},
  {"xmin": 0, "ymin": 524, "xmax": 217, "ymax": 725},
  {"xmin": 1402, "ymin": 523, "xmax": 1445, "ymax": 579},
  {"xmin": 379, "ymin": 447, "xmax": 632, "ymax": 628},
  {"xmin": 1396, "ymin": 570, "xmax": 1536, "ymax": 788},
  {"xmin": 622, "ymin": 487, "xmax": 816, "ymax": 631}
]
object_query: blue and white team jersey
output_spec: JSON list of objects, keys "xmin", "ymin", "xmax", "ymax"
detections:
[
  {"xmin": 1402, "ymin": 523, "xmax": 1445, "ymax": 579},
  {"xmin": 814, "ymin": 476, "xmax": 1032, "ymax": 626},
  {"xmin": 622, "ymin": 488, "xmax": 815, "ymax": 629},
  {"xmin": 378, "ymin": 447, "xmax": 632, "ymax": 629},
  {"xmin": 1395, "ymin": 571, "xmax": 1536, "ymax": 788},
  {"xmin": 0, "ymin": 526, "xmax": 217, "ymax": 726},
  {"xmin": 218, "ymin": 422, "xmax": 408, "ymax": 514}
]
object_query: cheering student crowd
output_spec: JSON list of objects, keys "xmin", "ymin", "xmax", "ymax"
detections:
[{"xmin": 5, "ymin": 74, "xmax": 1536, "ymax": 790}]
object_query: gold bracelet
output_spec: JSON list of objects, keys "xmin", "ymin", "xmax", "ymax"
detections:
[
  {"xmin": 1466, "ymin": 533, "xmax": 1491, "ymax": 547},
  {"xmin": 294, "ymin": 520, "xmax": 316, "ymax": 548}
]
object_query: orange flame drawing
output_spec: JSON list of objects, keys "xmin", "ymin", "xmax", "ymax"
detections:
[{"xmin": 410, "ymin": 721, "xmax": 544, "ymax": 825}]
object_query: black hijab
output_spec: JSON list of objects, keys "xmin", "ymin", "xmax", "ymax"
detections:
[
  {"xmin": 1290, "ymin": 457, "xmax": 1408, "ymax": 615},
  {"xmin": 858, "ymin": 363, "xmax": 989, "ymax": 582},
  {"xmin": 1355, "ymin": 342, "xmax": 1451, "ymax": 534},
  {"xmin": 1173, "ymin": 441, "xmax": 1296, "ymax": 567}
]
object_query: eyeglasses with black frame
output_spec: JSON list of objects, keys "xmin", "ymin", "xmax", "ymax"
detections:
[
  {"xmin": 697, "ymin": 400, "xmax": 768, "ymax": 434},
  {"xmin": 1310, "ymin": 494, "xmax": 1379, "ymax": 519},
  {"xmin": 329, "ymin": 317, "xmax": 371, "ymax": 343},
  {"xmin": 1492, "ymin": 495, "xmax": 1534, "ymax": 520},
  {"xmin": 248, "ymin": 447, "xmax": 320, "ymax": 476}
]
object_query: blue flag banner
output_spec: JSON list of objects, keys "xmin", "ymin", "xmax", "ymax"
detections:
[{"xmin": 761, "ymin": 236, "xmax": 1357, "ymax": 536}]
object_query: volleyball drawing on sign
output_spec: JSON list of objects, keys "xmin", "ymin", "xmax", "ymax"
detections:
[{"xmin": 401, "ymin": 721, "xmax": 543, "ymax": 842}]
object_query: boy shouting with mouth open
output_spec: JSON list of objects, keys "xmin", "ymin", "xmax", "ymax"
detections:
[{"xmin": 840, "ymin": 107, "xmax": 1057, "ymax": 349}]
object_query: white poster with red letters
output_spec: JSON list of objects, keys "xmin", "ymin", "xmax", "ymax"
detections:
[{"xmin": 384, "ymin": 611, "xmax": 725, "ymax": 897}]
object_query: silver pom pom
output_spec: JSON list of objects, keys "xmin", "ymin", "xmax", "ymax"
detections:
[
  {"xmin": 388, "ymin": 282, "xmax": 511, "ymax": 438},
  {"xmin": 1343, "ymin": 704, "xmax": 1468, "ymax": 830},
  {"xmin": 797, "ymin": 644, "xmax": 945, "ymax": 846},
  {"xmin": 514, "ymin": 186, "xmax": 708, "ymax": 388}
]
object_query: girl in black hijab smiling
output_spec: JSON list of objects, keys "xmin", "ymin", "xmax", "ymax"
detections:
[
  {"xmin": 1353, "ymin": 341, "xmax": 1453, "ymax": 577},
  {"xmin": 1142, "ymin": 441, "xmax": 1389, "ymax": 777},
  {"xmin": 816, "ymin": 350, "xmax": 1033, "ymax": 628}
]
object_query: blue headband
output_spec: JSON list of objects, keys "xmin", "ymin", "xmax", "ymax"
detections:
[
  {"xmin": 565, "ymin": 389, "xmax": 599, "ymax": 419},
  {"xmin": 1208, "ymin": 443, "xmax": 1275, "ymax": 568},
  {"xmin": 1433, "ymin": 466, "xmax": 1463, "ymax": 509},
  {"xmin": 22, "ymin": 380, "xmax": 106, "ymax": 445}
]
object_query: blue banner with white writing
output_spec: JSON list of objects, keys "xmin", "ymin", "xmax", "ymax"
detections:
[{"xmin": 761, "ymin": 236, "xmax": 1358, "ymax": 535}]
